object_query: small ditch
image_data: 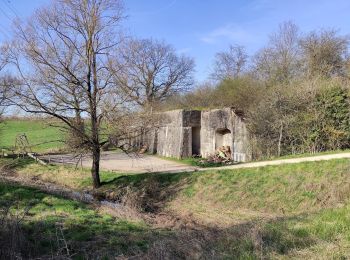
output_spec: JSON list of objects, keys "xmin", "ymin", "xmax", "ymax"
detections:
[
  {"xmin": 0, "ymin": 172, "xmax": 200, "ymax": 229},
  {"xmin": 0, "ymin": 174, "xmax": 125, "ymax": 211}
]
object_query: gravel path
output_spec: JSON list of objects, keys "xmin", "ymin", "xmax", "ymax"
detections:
[
  {"xmin": 40, "ymin": 151, "xmax": 197, "ymax": 173},
  {"xmin": 40, "ymin": 152, "xmax": 350, "ymax": 174},
  {"xmin": 202, "ymin": 152, "xmax": 350, "ymax": 172}
]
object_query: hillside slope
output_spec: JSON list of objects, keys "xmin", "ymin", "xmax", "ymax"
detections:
[
  {"xmin": 0, "ymin": 119, "xmax": 64, "ymax": 153},
  {"xmin": 1, "ymin": 158, "xmax": 350, "ymax": 258}
]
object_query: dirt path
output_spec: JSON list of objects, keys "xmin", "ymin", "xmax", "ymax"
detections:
[
  {"xmin": 202, "ymin": 152, "xmax": 350, "ymax": 172},
  {"xmin": 40, "ymin": 151, "xmax": 350, "ymax": 174},
  {"xmin": 40, "ymin": 151, "xmax": 197, "ymax": 173}
]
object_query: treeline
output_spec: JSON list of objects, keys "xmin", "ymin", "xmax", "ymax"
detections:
[{"xmin": 163, "ymin": 22, "xmax": 350, "ymax": 159}]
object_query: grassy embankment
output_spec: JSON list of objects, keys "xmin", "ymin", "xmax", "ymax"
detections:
[{"xmin": 1, "ymin": 157, "xmax": 350, "ymax": 258}]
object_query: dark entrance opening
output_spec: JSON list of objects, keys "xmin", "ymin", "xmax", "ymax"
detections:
[
  {"xmin": 192, "ymin": 127, "xmax": 201, "ymax": 156},
  {"xmin": 215, "ymin": 128, "xmax": 232, "ymax": 149}
]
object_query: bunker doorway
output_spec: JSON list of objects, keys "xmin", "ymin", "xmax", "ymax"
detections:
[
  {"xmin": 192, "ymin": 127, "xmax": 201, "ymax": 156},
  {"xmin": 215, "ymin": 128, "xmax": 232, "ymax": 150}
]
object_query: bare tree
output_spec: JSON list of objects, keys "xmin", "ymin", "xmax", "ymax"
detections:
[
  {"xmin": 0, "ymin": 75, "xmax": 14, "ymax": 113},
  {"xmin": 300, "ymin": 29, "xmax": 349, "ymax": 78},
  {"xmin": 252, "ymin": 21, "xmax": 301, "ymax": 83},
  {"xmin": 0, "ymin": 46, "xmax": 6, "ymax": 72},
  {"xmin": 111, "ymin": 38, "xmax": 195, "ymax": 109},
  {"xmin": 0, "ymin": 46, "xmax": 10, "ymax": 115},
  {"xmin": 211, "ymin": 44, "xmax": 248, "ymax": 81},
  {"xmin": 6, "ymin": 0, "xmax": 125, "ymax": 188}
]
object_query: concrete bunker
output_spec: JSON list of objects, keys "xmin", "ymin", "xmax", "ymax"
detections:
[{"xmin": 139, "ymin": 108, "xmax": 251, "ymax": 162}]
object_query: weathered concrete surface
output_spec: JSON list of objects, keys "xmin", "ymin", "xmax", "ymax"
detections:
[
  {"xmin": 201, "ymin": 108, "xmax": 234, "ymax": 159},
  {"xmin": 183, "ymin": 110, "xmax": 201, "ymax": 127},
  {"xmin": 156, "ymin": 110, "xmax": 184, "ymax": 158},
  {"xmin": 232, "ymin": 114, "xmax": 251, "ymax": 162},
  {"xmin": 200, "ymin": 108, "xmax": 250, "ymax": 162},
  {"xmin": 151, "ymin": 109, "xmax": 201, "ymax": 159},
  {"xmin": 135, "ymin": 108, "xmax": 251, "ymax": 162}
]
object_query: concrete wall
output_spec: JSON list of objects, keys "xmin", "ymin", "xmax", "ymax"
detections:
[
  {"xmin": 157, "ymin": 126, "xmax": 183, "ymax": 158},
  {"xmin": 140, "ymin": 108, "xmax": 251, "ymax": 162},
  {"xmin": 200, "ymin": 108, "xmax": 234, "ymax": 159},
  {"xmin": 152, "ymin": 109, "xmax": 201, "ymax": 159},
  {"xmin": 183, "ymin": 110, "xmax": 201, "ymax": 127},
  {"xmin": 200, "ymin": 108, "xmax": 250, "ymax": 162},
  {"xmin": 233, "ymin": 115, "xmax": 251, "ymax": 162}
]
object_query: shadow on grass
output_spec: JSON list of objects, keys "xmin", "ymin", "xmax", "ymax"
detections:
[
  {"xmin": 0, "ymin": 157, "xmax": 36, "ymax": 172},
  {"xmin": 0, "ymin": 182, "xmax": 152, "ymax": 259},
  {"xmin": 99, "ymin": 171, "xmax": 199, "ymax": 213}
]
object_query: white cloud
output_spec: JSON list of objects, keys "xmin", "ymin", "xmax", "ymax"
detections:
[
  {"xmin": 200, "ymin": 24, "xmax": 253, "ymax": 44},
  {"xmin": 177, "ymin": 47, "xmax": 191, "ymax": 54}
]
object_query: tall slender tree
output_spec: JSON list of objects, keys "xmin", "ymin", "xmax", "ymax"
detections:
[{"xmin": 6, "ymin": 0, "xmax": 125, "ymax": 188}]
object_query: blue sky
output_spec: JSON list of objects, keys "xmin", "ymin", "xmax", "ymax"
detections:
[{"xmin": 1, "ymin": 0, "xmax": 350, "ymax": 82}]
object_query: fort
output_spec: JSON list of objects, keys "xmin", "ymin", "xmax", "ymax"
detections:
[{"xmin": 142, "ymin": 108, "xmax": 251, "ymax": 162}]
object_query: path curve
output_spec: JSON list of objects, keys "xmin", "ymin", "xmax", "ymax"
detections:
[
  {"xmin": 40, "ymin": 152, "xmax": 350, "ymax": 174},
  {"xmin": 201, "ymin": 152, "xmax": 350, "ymax": 172}
]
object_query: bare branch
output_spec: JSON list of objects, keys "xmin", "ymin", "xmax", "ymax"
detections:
[{"xmin": 111, "ymin": 38, "xmax": 195, "ymax": 109}]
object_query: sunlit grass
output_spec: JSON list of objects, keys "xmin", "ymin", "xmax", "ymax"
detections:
[
  {"xmin": 0, "ymin": 182, "xmax": 152, "ymax": 258},
  {"xmin": 0, "ymin": 119, "xmax": 65, "ymax": 153},
  {"xmin": 0, "ymin": 157, "xmax": 124, "ymax": 190}
]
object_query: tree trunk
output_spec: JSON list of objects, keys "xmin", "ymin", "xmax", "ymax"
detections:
[
  {"xmin": 91, "ymin": 145, "xmax": 101, "ymax": 189},
  {"xmin": 277, "ymin": 121, "xmax": 283, "ymax": 157}
]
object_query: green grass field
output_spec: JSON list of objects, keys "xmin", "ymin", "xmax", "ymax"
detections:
[
  {"xmin": 0, "ymin": 119, "xmax": 65, "ymax": 153},
  {"xmin": 2, "ymin": 157, "xmax": 350, "ymax": 258}
]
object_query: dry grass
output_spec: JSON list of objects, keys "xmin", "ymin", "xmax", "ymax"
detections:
[
  {"xmin": 166, "ymin": 159, "xmax": 350, "ymax": 226},
  {"xmin": 0, "ymin": 158, "xmax": 123, "ymax": 190}
]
